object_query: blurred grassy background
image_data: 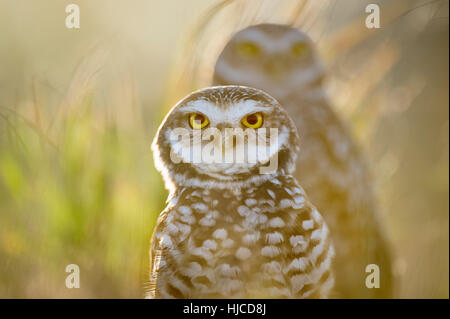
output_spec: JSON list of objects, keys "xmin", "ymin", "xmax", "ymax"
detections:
[{"xmin": 0, "ymin": 0, "xmax": 448, "ymax": 298}]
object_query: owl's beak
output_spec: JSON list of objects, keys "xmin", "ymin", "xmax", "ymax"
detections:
[
  {"xmin": 265, "ymin": 60, "xmax": 287, "ymax": 77},
  {"xmin": 214, "ymin": 123, "xmax": 235, "ymax": 156}
]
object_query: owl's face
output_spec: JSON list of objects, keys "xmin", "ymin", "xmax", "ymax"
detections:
[
  {"xmin": 214, "ymin": 24, "xmax": 325, "ymax": 98},
  {"xmin": 152, "ymin": 86, "xmax": 299, "ymax": 192}
]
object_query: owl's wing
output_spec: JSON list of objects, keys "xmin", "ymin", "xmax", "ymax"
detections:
[
  {"xmin": 255, "ymin": 178, "xmax": 335, "ymax": 299},
  {"xmin": 285, "ymin": 203, "xmax": 335, "ymax": 299},
  {"xmin": 147, "ymin": 199, "xmax": 197, "ymax": 299},
  {"xmin": 296, "ymin": 103, "xmax": 394, "ymax": 298},
  {"xmin": 147, "ymin": 205, "xmax": 180, "ymax": 299}
]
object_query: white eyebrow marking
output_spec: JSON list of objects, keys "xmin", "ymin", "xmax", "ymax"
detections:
[
  {"xmin": 235, "ymin": 29, "xmax": 271, "ymax": 46},
  {"xmin": 235, "ymin": 28, "xmax": 309, "ymax": 53},
  {"xmin": 180, "ymin": 100, "xmax": 272, "ymax": 124}
]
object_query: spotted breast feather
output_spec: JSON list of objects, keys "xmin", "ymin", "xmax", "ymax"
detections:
[{"xmin": 148, "ymin": 174, "xmax": 334, "ymax": 299}]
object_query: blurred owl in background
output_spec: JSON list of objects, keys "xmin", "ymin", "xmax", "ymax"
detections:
[
  {"xmin": 213, "ymin": 24, "xmax": 393, "ymax": 298},
  {"xmin": 149, "ymin": 86, "xmax": 335, "ymax": 298}
]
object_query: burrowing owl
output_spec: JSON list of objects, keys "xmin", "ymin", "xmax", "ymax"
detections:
[
  {"xmin": 213, "ymin": 24, "xmax": 393, "ymax": 298},
  {"xmin": 149, "ymin": 86, "xmax": 334, "ymax": 298}
]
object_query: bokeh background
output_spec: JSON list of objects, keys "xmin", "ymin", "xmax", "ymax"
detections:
[{"xmin": 0, "ymin": 0, "xmax": 448, "ymax": 298}]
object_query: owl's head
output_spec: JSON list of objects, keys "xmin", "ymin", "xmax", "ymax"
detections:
[
  {"xmin": 152, "ymin": 86, "xmax": 299, "ymax": 193},
  {"xmin": 213, "ymin": 24, "xmax": 325, "ymax": 99}
]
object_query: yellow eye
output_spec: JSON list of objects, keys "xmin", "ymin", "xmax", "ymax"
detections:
[
  {"xmin": 189, "ymin": 113, "xmax": 209, "ymax": 129},
  {"xmin": 292, "ymin": 42, "xmax": 308, "ymax": 57},
  {"xmin": 242, "ymin": 112, "xmax": 263, "ymax": 129},
  {"xmin": 236, "ymin": 42, "xmax": 260, "ymax": 58}
]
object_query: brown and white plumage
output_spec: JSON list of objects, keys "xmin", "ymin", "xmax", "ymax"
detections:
[
  {"xmin": 149, "ymin": 86, "xmax": 334, "ymax": 298},
  {"xmin": 213, "ymin": 24, "xmax": 393, "ymax": 298}
]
